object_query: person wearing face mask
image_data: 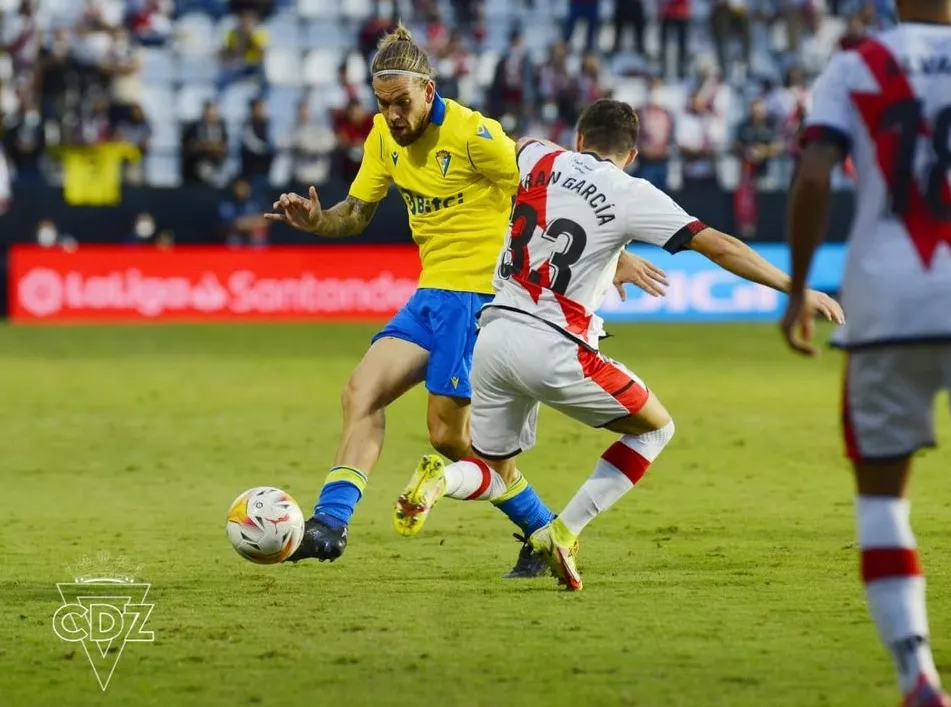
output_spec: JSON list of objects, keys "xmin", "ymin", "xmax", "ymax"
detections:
[
  {"xmin": 126, "ymin": 212, "xmax": 157, "ymax": 245},
  {"xmin": 35, "ymin": 219, "xmax": 59, "ymax": 247},
  {"xmin": 633, "ymin": 77, "xmax": 673, "ymax": 189}
]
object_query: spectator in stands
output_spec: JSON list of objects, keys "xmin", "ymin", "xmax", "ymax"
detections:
[
  {"xmin": 634, "ymin": 77, "xmax": 673, "ymax": 189},
  {"xmin": 114, "ymin": 102, "xmax": 151, "ymax": 184},
  {"xmin": 126, "ymin": 0, "xmax": 174, "ymax": 47},
  {"xmin": 2, "ymin": 91, "xmax": 43, "ymax": 184},
  {"xmin": 574, "ymin": 51, "xmax": 608, "ymax": 110},
  {"xmin": 35, "ymin": 219, "xmax": 60, "ymax": 247},
  {"xmin": 763, "ymin": 64, "xmax": 808, "ymax": 125},
  {"xmin": 676, "ymin": 88, "xmax": 725, "ymax": 192},
  {"xmin": 489, "ymin": 28, "xmax": 535, "ymax": 134},
  {"xmin": 126, "ymin": 211, "xmax": 157, "ymax": 245},
  {"xmin": 290, "ymin": 100, "xmax": 334, "ymax": 187},
  {"xmin": 217, "ymin": 10, "xmax": 267, "ymax": 95},
  {"xmin": 777, "ymin": 0, "xmax": 814, "ymax": 59},
  {"xmin": 219, "ymin": 176, "xmax": 268, "ymax": 247},
  {"xmin": 537, "ymin": 40, "xmax": 572, "ymax": 120},
  {"xmin": 424, "ymin": 9, "xmax": 451, "ymax": 56},
  {"xmin": 564, "ymin": 0, "xmax": 600, "ymax": 52},
  {"xmin": 78, "ymin": 95, "xmax": 112, "ymax": 145},
  {"xmin": 1, "ymin": 0, "xmax": 42, "ymax": 93},
  {"xmin": 36, "ymin": 28, "xmax": 74, "ymax": 126},
  {"xmin": 691, "ymin": 64, "xmax": 729, "ymax": 121},
  {"xmin": 433, "ymin": 29, "xmax": 474, "ymax": 102},
  {"xmin": 240, "ymin": 96, "xmax": 272, "ymax": 188},
  {"xmin": 733, "ymin": 97, "xmax": 782, "ymax": 179},
  {"xmin": 333, "ymin": 97, "xmax": 373, "ymax": 182},
  {"xmin": 325, "ymin": 61, "xmax": 373, "ymax": 117},
  {"xmin": 612, "ymin": 0, "xmax": 645, "ymax": 56},
  {"xmin": 733, "ymin": 97, "xmax": 780, "ymax": 237},
  {"xmin": 449, "ymin": 0, "xmax": 484, "ymax": 43},
  {"xmin": 658, "ymin": 0, "xmax": 690, "ymax": 79},
  {"xmin": 711, "ymin": 0, "xmax": 751, "ymax": 81},
  {"xmin": 358, "ymin": 10, "xmax": 397, "ymax": 65},
  {"xmin": 101, "ymin": 27, "xmax": 143, "ymax": 124},
  {"xmin": 182, "ymin": 99, "xmax": 228, "ymax": 186}
]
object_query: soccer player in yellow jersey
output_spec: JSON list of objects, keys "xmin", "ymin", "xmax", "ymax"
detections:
[{"xmin": 266, "ymin": 23, "xmax": 665, "ymax": 574}]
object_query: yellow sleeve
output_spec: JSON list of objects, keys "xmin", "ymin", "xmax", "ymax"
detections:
[
  {"xmin": 348, "ymin": 121, "xmax": 392, "ymax": 203},
  {"xmin": 465, "ymin": 118, "xmax": 519, "ymax": 193}
]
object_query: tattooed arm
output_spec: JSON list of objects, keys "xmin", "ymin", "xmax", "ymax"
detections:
[{"xmin": 265, "ymin": 187, "xmax": 380, "ymax": 238}]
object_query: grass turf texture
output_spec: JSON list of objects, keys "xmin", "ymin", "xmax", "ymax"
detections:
[{"xmin": 1, "ymin": 322, "xmax": 949, "ymax": 707}]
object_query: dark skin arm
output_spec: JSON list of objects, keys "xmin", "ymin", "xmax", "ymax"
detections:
[{"xmin": 780, "ymin": 143, "xmax": 843, "ymax": 355}]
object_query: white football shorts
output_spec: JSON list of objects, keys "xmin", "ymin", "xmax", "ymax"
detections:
[
  {"xmin": 843, "ymin": 344, "xmax": 951, "ymax": 461},
  {"xmin": 470, "ymin": 313, "xmax": 649, "ymax": 459}
]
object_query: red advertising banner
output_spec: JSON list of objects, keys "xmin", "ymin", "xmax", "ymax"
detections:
[{"xmin": 9, "ymin": 246, "xmax": 422, "ymax": 323}]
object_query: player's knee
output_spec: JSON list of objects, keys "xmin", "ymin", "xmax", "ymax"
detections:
[
  {"xmin": 428, "ymin": 423, "xmax": 469, "ymax": 461},
  {"xmin": 340, "ymin": 376, "xmax": 378, "ymax": 421}
]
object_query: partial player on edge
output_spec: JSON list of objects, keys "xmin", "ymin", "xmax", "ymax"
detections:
[{"xmin": 781, "ymin": 1, "xmax": 951, "ymax": 704}]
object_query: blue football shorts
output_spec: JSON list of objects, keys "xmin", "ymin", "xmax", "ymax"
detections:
[{"xmin": 371, "ymin": 288, "xmax": 493, "ymax": 399}]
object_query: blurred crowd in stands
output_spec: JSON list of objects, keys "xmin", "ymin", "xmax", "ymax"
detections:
[{"xmin": 0, "ymin": 0, "xmax": 890, "ymax": 241}]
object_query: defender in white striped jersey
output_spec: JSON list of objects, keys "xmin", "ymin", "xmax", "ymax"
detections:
[
  {"xmin": 783, "ymin": 2, "xmax": 951, "ymax": 703},
  {"xmin": 394, "ymin": 99, "xmax": 842, "ymax": 591}
]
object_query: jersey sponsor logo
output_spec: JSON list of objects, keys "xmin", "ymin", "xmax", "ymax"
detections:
[
  {"xmin": 397, "ymin": 187, "xmax": 465, "ymax": 216},
  {"xmin": 391, "ymin": 151, "xmax": 399, "ymax": 165},
  {"xmin": 476, "ymin": 125, "xmax": 493, "ymax": 140},
  {"xmin": 435, "ymin": 149, "xmax": 452, "ymax": 177}
]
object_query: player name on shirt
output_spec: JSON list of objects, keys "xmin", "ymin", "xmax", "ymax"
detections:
[
  {"xmin": 520, "ymin": 163, "xmax": 617, "ymax": 227},
  {"xmin": 896, "ymin": 54, "xmax": 951, "ymax": 75}
]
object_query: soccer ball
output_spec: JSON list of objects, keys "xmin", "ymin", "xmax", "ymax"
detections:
[{"xmin": 226, "ymin": 487, "xmax": 305, "ymax": 564}]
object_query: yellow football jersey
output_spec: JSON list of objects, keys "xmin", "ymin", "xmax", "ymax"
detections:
[{"xmin": 348, "ymin": 95, "xmax": 519, "ymax": 294}]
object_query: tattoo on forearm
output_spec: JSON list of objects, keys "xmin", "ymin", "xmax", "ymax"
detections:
[{"xmin": 317, "ymin": 196, "xmax": 379, "ymax": 237}]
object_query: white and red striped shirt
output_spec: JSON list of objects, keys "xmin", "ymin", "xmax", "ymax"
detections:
[
  {"xmin": 802, "ymin": 23, "xmax": 951, "ymax": 348},
  {"xmin": 483, "ymin": 140, "xmax": 704, "ymax": 348}
]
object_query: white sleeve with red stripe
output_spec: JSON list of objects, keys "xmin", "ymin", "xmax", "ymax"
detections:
[
  {"xmin": 801, "ymin": 51, "xmax": 856, "ymax": 155},
  {"xmin": 516, "ymin": 139, "xmax": 558, "ymax": 176},
  {"xmin": 624, "ymin": 178, "xmax": 706, "ymax": 253}
]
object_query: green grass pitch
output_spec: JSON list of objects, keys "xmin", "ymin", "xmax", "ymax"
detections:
[{"xmin": 1, "ymin": 322, "xmax": 949, "ymax": 707}]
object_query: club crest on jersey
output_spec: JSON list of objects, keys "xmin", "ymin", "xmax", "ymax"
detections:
[
  {"xmin": 391, "ymin": 151, "xmax": 399, "ymax": 165},
  {"xmin": 435, "ymin": 150, "xmax": 452, "ymax": 177},
  {"xmin": 476, "ymin": 125, "xmax": 493, "ymax": 140}
]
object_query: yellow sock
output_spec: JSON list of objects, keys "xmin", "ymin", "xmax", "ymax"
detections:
[{"xmin": 550, "ymin": 517, "xmax": 578, "ymax": 547}]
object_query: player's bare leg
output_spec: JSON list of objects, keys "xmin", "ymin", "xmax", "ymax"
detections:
[
  {"xmin": 529, "ymin": 392, "xmax": 676, "ymax": 591},
  {"xmin": 287, "ymin": 337, "xmax": 427, "ymax": 563},
  {"xmin": 426, "ymin": 393, "xmax": 471, "ymax": 461},
  {"xmin": 396, "ymin": 394, "xmax": 555, "ymax": 578},
  {"xmin": 334, "ymin": 337, "xmax": 429, "ymax": 471},
  {"xmin": 853, "ymin": 458, "xmax": 949, "ymax": 706}
]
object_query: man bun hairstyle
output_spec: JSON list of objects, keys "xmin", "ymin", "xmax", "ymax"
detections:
[
  {"xmin": 371, "ymin": 21, "xmax": 434, "ymax": 83},
  {"xmin": 576, "ymin": 99, "xmax": 640, "ymax": 157}
]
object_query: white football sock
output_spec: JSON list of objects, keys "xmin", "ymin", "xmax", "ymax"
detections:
[
  {"xmin": 559, "ymin": 421, "xmax": 674, "ymax": 537},
  {"xmin": 443, "ymin": 457, "xmax": 508, "ymax": 501},
  {"xmin": 857, "ymin": 495, "xmax": 939, "ymax": 695}
]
